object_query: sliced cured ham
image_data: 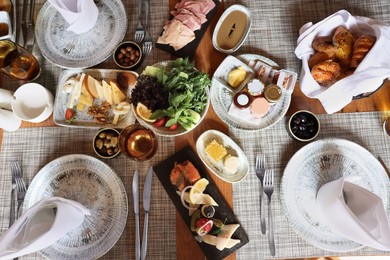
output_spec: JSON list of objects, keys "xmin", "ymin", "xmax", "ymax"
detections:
[{"xmin": 158, "ymin": 0, "xmax": 216, "ymax": 51}]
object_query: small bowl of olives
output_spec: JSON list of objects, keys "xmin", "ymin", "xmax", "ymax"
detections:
[
  {"xmin": 113, "ymin": 41, "xmax": 142, "ymax": 70},
  {"xmin": 288, "ymin": 110, "xmax": 320, "ymax": 142},
  {"xmin": 93, "ymin": 128, "xmax": 121, "ymax": 159}
]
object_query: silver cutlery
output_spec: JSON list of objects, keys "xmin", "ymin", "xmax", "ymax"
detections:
[
  {"xmin": 134, "ymin": 0, "xmax": 144, "ymax": 42},
  {"xmin": 140, "ymin": 166, "xmax": 153, "ymax": 260},
  {"xmin": 17, "ymin": 0, "xmax": 28, "ymax": 46},
  {"xmin": 263, "ymin": 169, "xmax": 275, "ymax": 256},
  {"xmin": 14, "ymin": 162, "xmax": 26, "ymax": 217},
  {"xmin": 255, "ymin": 154, "xmax": 266, "ymax": 234},
  {"xmin": 25, "ymin": 0, "xmax": 35, "ymax": 52},
  {"xmin": 9, "ymin": 162, "xmax": 17, "ymax": 228},
  {"xmin": 142, "ymin": 0, "xmax": 152, "ymax": 53},
  {"xmin": 132, "ymin": 170, "xmax": 141, "ymax": 260}
]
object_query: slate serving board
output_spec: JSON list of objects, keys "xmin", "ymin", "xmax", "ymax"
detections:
[
  {"xmin": 155, "ymin": 0, "xmax": 221, "ymax": 58},
  {"xmin": 153, "ymin": 146, "xmax": 249, "ymax": 260}
]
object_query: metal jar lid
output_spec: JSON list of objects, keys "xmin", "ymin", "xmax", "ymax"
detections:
[{"xmin": 263, "ymin": 84, "xmax": 282, "ymax": 103}]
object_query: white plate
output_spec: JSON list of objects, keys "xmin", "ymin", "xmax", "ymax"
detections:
[
  {"xmin": 210, "ymin": 54, "xmax": 291, "ymax": 131},
  {"xmin": 24, "ymin": 154, "xmax": 128, "ymax": 260},
  {"xmin": 132, "ymin": 61, "xmax": 210, "ymax": 137},
  {"xmin": 54, "ymin": 69, "xmax": 137, "ymax": 128},
  {"xmin": 35, "ymin": 0, "xmax": 127, "ymax": 69},
  {"xmin": 281, "ymin": 138, "xmax": 390, "ymax": 252},
  {"xmin": 196, "ymin": 129, "xmax": 249, "ymax": 183}
]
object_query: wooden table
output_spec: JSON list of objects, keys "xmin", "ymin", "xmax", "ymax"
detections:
[{"xmin": 1, "ymin": 1, "xmax": 390, "ymax": 259}]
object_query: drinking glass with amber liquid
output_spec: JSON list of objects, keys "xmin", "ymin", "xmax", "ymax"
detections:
[
  {"xmin": 0, "ymin": 39, "xmax": 40, "ymax": 81},
  {"xmin": 119, "ymin": 124, "xmax": 158, "ymax": 161}
]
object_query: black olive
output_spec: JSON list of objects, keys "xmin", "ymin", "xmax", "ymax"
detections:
[
  {"xmin": 201, "ymin": 205, "xmax": 215, "ymax": 218},
  {"xmin": 299, "ymin": 114, "xmax": 308, "ymax": 123},
  {"xmin": 299, "ymin": 124, "xmax": 307, "ymax": 132},
  {"xmin": 291, "ymin": 125, "xmax": 298, "ymax": 133},
  {"xmin": 293, "ymin": 115, "xmax": 301, "ymax": 125}
]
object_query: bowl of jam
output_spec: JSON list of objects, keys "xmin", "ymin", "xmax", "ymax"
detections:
[{"xmin": 288, "ymin": 110, "xmax": 320, "ymax": 142}]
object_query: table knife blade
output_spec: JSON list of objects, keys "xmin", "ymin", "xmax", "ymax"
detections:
[
  {"xmin": 141, "ymin": 166, "xmax": 153, "ymax": 260},
  {"xmin": 132, "ymin": 170, "xmax": 140, "ymax": 260}
]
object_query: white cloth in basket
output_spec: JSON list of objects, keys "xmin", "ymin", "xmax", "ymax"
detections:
[
  {"xmin": 0, "ymin": 197, "xmax": 90, "ymax": 260},
  {"xmin": 295, "ymin": 10, "xmax": 390, "ymax": 114},
  {"xmin": 48, "ymin": 0, "xmax": 99, "ymax": 34},
  {"xmin": 317, "ymin": 175, "xmax": 390, "ymax": 251}
]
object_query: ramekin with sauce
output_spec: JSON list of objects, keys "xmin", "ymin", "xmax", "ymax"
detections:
[{"xmin": 212, "ymin": 5, "xmax": 251, "ymax": 54}]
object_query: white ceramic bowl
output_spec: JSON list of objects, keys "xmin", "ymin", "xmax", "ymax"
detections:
[
  {"xmin": 12, "ymin": 83, "xmax": 54, "ymax": 123},
  {"xmin": 196, "ymin": 129, "xmax": 249, "ymax": 183},
  {"xmin": 212, "ymin": 5, "xmax": 251, "ymax": 54},
  {"xmin": 0, "ymin": 11, "xmax": 12, "ymax": 40}
]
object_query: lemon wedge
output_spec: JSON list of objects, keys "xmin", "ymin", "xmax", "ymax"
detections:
[
  {"xmin": 189, "ymin": 178, "xmax": 209, "ymax": 204},
  {"xmin": 136, "ymin": 103, "xmax": 156, "ymax": 123}
]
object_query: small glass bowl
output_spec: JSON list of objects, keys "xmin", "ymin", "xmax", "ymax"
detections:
[
  {"xmin": 93, "ymin": 128, "xmax": 121, "ymax": 159},
  {"xmin": 288, "ymin": 110, "xmax": 320, "ymax": 142},
  {"xmin": 113, "ymin": 41, "xmax": 142, "ymax": 70}
]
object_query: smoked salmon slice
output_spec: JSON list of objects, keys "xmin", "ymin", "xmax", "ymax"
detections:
[{"xmin": 170, "ymin": 160, "xmax": 201, "ymax": 191}]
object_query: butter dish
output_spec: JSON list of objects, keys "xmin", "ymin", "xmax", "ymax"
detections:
[{"xmin": 196, "ymin": 129, "xmax": 249, "ymax": 183}]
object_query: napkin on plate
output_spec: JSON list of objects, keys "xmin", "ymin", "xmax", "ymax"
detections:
[
  {"xmin": 316, "ymin": 175, "xmax": 390, "ymax": 251},
  {"xmin": 48, "ymin": 0, "xmax": 99, "ymax": 34},
  {"xmin": 295, "ymin": 9, "xmax": 390, "ymax": 114},
  {"xmin": 0, "ymin": 197, "xmax": 90, "ymax": 260}
]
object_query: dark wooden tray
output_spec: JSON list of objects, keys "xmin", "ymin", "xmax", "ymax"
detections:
[
  {"xmin": 153, "ymin": 146, "xmax": 249, "ymax": 260},
  {"xmin": 155, "ymin": 0, "xmax": 221, "ymax": 58}
]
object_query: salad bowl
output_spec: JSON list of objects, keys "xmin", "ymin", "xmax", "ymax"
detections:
[{"xmin": 131, "ymin": 58, "xmax": 211, "ymax": 137}]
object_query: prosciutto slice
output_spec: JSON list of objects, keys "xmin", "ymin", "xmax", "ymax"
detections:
[{"xmin": 158, "ymin": 0, "xmax": 216, "ymax": 51}]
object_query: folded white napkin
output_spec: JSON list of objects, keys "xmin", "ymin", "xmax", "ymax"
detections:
[
  {"xmin": 48, "ymin": 0, "xmax": 99, "ymax": 34},
  {"xmin": 317, "ymin": 175, "xmax": 390, "ymax": 251},
  {"xmin": 0, "ymin": 108, "xmax": 21, "ymax": 132},
  {"xmin": 0, "ymin": 197, "xmax": 90, "ymax": 259},
  {"xmin": 295, "ymin": 10, "xmax": 390, "ymax": 114}
]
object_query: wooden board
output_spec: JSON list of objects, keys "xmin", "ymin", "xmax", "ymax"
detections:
[{"xmin": 153, "ymin": 146, "xmax": 249, "ymax": 260}]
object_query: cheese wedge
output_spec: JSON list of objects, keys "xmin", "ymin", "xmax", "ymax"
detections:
[
  {"xmin": 76, "ymin": 103, "xmax": 86, "ymax": 111},
  {"xmin": 94, "ymin": 79, "xmax": 104, "ymax": 99},
  {"xmin": 102, "ymin": 80, "xmax": 113, "ymax": 104},
  {"xmin": 78, "ymin": 93, "xmax": 93, "ymax": 106},
  {"xmin": 202, "ymin": 234, "xmax": 240, "ymax": 250},
  {"xmin": 67, "ymin": 73, "xmax": 85, "ymax": 108},
  {"xmin": 110, "ymin": 80, "xmax": 127, "ymax": 105},
  {"xmin": 216, "ymin": 224, "xmax": 240, "ymax": 250}
]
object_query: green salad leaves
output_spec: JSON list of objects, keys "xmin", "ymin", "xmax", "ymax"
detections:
[{"xmin": 145, "ymin": 57, "xmax": 211, "ymax": 130}]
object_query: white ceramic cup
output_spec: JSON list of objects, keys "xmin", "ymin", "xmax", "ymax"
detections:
[{"xmin": 11, "ymin": 83, "xmax": 54, "ymax": 123}]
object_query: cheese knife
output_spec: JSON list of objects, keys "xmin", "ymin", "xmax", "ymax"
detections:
[
  {"xmin": 132, "ymin": 170, "xmax": 140, "ymax": 260},
  {"xmin": 140, "ymin": 166, "xmax": 153, "ymax": 260}
]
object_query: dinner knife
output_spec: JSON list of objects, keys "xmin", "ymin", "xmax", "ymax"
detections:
[
  {"xmin": 132, "ymin": 170, "xmax": 140, "ymax": 260},
  {"xmin": 140, "ymin": 166, "xmax": 153, "ymax": 260}
]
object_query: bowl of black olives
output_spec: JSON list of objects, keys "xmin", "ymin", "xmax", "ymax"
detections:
[
  {"xmin": 93, "ymin": 128, "xmax": 121, "ymax": 159},
  {"xmin": 288, "ymin": 110, "xmax": 320, "ymax": 142}
]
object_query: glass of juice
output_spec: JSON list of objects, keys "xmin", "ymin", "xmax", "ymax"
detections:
[
  {"xmin": 0, "ymin": 39, "xmax": 41, "ymax": 81},
  {"xmin": 119, "ymin": 124, "xmax": 158, "ymax": 161}
]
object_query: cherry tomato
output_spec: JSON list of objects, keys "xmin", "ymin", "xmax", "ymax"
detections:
[
  {"xmin": 196, "ymin": 218, "xmax": 212, "ymax": 232},
  {"xmin": 168, "ymin": 122, "xmax": 179, "ymax": 131},
  {"xmin": 153, "ymin": 117, "xmax": 166, "ymax": 127}
]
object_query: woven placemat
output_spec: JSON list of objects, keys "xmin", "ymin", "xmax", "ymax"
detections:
[
  {"xmin": 0, "ymin": 127, "xmax": 176, "ymax": 260},
  {"xmin": 231, "ymin": 111, "xmax": 390, "ymax": 259}
]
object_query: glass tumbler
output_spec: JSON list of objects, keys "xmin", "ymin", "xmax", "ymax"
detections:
[{"xmin": 0, "ymin": 39, "xmax": 40, "ymax": 81}]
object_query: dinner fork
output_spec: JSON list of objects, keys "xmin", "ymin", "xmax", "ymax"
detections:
[
  {"xmin": 134, "ymin": 0, "xmax": 144, "ymax": 42},
  {"xmin": 263, "ymin": 169, "xmax": 275, "ymax": 256},
  {"xmin": 14, "ymin": 163, "xmax": 26, "ymax": 217},
  {"xmin": 255, "ymin": 154, "xmax": 266, "ymax": 234},
  {"xmin": 142, "ymin": 0, "xmax": 152, "ymax": 53},
  {"xmin": 9, "ymin": 162, "xmax": 17, "ymax": 227}
]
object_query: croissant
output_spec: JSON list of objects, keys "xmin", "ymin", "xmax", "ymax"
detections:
[
  {"xmin": 311, "ymin": 60, "xmax": 341, "ymax": 87},
  {"xmin": 332, "ymin": 26, "xmax": 355, "ymax": 66},
  {"xmin": 350, "ymin": 35, "xmax": 376, "ymax": 68},
  {"xmin": 312, "ymin": 36, "xmax": 337, "ymax": 56},
  {"xmin": 308, "ymin": 51, "xmax": 335, "ymax": 69}
]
